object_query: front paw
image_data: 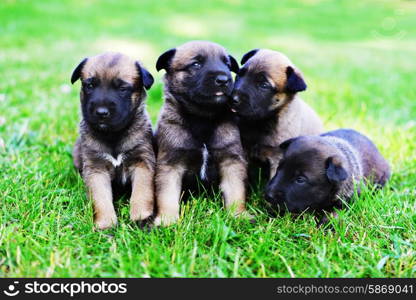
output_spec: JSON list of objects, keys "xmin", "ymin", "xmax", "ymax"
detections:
[
  {"xmin": 95, "ymin": 214, "xmax": 118, "ymax": 230},
  {"xmin": 153, "ymin": 214, "xmax": 179, "ymax": 227},
  {"xmin": 317, "ymin": 211, "xmax": 339, "ymax": 228},
  {"xmin": 130, "ymin": 209, "xmax": 153, "ymax": 222},
  {"xmin": 235, "ymin": 210, "xmax": 256, "ymax": 223}
]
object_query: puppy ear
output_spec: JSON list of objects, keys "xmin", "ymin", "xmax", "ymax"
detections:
[
  {"xmin": 285, "ymin": 66, "xmax": 307, "ymax": 93},
  {"xmin": 136, "ymin": 62, "xmax": 154, "ymax": 90},
  {"xmin": 229, "ymin": 55, "xmax": 239, "ymax": 73},
  {"xmin": 240, "ymin": 49, "xmax": 259, "ymax": 65},
  {"xmin": 71, "ymin": 58, "xmax": 88, "ymax": 84},
  {"xmin": 156, "ymin": 48, "xmax": 176, "ymax": 72},
  {"xmin": 326, "ymin": 156, "xmax": 348, "ymax": 183},
  {"xmin": 279, "ymin": 137, "xmax": 298, "ymax": 151}
]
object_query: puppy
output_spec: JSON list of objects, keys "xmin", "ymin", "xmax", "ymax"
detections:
[
  {"xmin": 265, "ymin": 129, "xmax": 391, "ymax": 215},
  {"xmin": 154, "ymin": 41, "xmax": 246, "ymax": 226},
  {"xmin": 71, "ymin": 52, "xmax": 156, "ymax": 229},
  {"xmin": 231, "ymin": 49, "xmax": 324, "ymax": 180}
]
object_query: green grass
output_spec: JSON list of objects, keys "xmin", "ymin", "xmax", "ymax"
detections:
[{"xmin": 0, "ymin": 0, "xmax": 415, "ymax": 277}]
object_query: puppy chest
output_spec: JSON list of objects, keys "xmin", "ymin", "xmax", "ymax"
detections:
[
  {"xmin": 101, "ymin": 153, "xmax": 130, "ymax": 185},
  {"xmin": 183, "ymin": 144, "xmax": 217, "ymax": 182}
]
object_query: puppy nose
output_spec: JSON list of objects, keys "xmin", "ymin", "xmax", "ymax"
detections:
[
  {"xmin": 266, "ymin": 189, "xmax": 285, "ymax": 202},
  {"xmin": 215, "ymin": 74, "xmax": 229, "ymax": 86},
  {"xmin": 96, "ymin": 107, "xmax": 110, "ymax": 118},
  {"xmin": 275, "ymin": 190, "xmax": 284, "ymax": 199},
  {"xmin": 232, "ymin": 94, "xmax": 240, "ymax": 105},
  {"xmin": 265, "ymin": 191, "xmax": 275, "ymax": 203}
]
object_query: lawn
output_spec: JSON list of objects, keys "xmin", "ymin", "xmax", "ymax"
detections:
[{"xmin": 0, "ymin": 0, "xmax": 415, "ymax": 277}]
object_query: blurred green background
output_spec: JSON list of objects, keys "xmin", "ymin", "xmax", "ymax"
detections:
[{"xmin": 0, "ymin": 0, "xmax": 415, "ymax": 277}]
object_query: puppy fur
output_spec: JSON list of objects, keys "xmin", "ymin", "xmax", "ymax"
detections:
[
  {"xmin": 265, "ymin": 129, "xmax": 391, "ymax": 214},
  {"xmin": 154, "ymin": 41, "xmax": 247, "ymax": 226},
  {"xmin": 231, "ymin": 49, "xmax": 324, "ymax": 180},
  {"xmin": 71, "ymin": 52, "xmax": 156, "ymax": 229}
]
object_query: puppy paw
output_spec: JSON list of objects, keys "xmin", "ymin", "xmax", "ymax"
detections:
[
  {"xmin": 317, "ymin": 211, "xmax": 338, "ymax": 228},
  {"xmin": 95, "ymin": 215, "xmax": 117, "ymax": 230},
  {"xmin": 130, "ymin": 209, "xmax": 153, "ymax": 222},
  {"xmin": 235, "ymin": 210, "xmax": 256, "ymax": 223},
  {"xmin": 153, "ymin": 214, "xmax": 179, "ymax": 227}
]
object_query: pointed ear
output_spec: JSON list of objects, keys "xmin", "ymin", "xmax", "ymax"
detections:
[
  {"xmin": 156, "ymin": 48, "xmax": 176, "ymax": 72},
  {"xmin": 279, "ymin": 137, "xmax": 298, "ymax": 151},
  {"xmin": 229, "ymin": 55, "xmax": 239, "ymax": 73},
  {"xmin": 326, "ymin": 156, "xmax": 348, "ymax": 183},
  {"xmin": 71, "ymin": 58, "xmax": 88, "ymax": 84},
  {"xmin": 136, "ymin": 62, "xmax": 154, "ymax": 90},
  {"xmin": 241, "ymin": 49, "xmax": 259, "ymax": 65},
  {"xmin": 285, "ymin": 66, "xmax": 307, "ymax": 93}
]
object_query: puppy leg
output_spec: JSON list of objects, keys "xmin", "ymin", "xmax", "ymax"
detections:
[
  {"xmin": 72, "ymin": 138, "xmax": 82, "ymax": 172},
  {"xmin": 219, "ymin": 159, "xmax": 247, "ymax": 215},
  {"xmin": 268, "ymin": 153, "xmax": 283, "ymax": 180},
  {"xmin": 317, "ymin": 211, "xmax": 339, "ymax": 228},
  {"xmin": 269, "ymin": 161, "xmax": 279, "ymax": 180},
  {"xmin": 129, "ymin": 162, "xmax": 154, "ymax": 222},
  {"xmin": 84, "ymin": 171, "xmax": 117, "ymax": 230},
  {"xmin": 154, "ymin": 164, "xmax": 185, "ymax": 226}
]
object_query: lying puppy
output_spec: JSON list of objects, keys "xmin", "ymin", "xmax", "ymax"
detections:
[
  {"xmin": 154, "ymin": 41, "xmax": 246, "ymax": 226},
  {"xmin": 71, "ymin": 52, "xmax": 155, "ymax": 229},
  {"xmin": 265, "ymin": 129, "xmax": 391, "ymax": 215},
  {"xmin": 231, "ymin": 49, "xmax": 324, "ymax": 180}
]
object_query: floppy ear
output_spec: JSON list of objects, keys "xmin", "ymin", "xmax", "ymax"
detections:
[
  {"xmin": 229, "ymin": 55, "xmax": 239, "ymax": 73},
  {"xmin": 285, "ymin": 66, "xmax": 307, "ymax": 93},
  {"xmin": 241, "ymin": 49, "xmax": 259, "ymax": 65},
  {"xmin": 71, "ymin": 58, "xmax": 88, "ymax": 84},
  {"xmin": 136, "ymin": 62, "xmax": 154, "ymax": 90},
  {"xmin": 156, "ymin": 48, "xmax": 176, "ymax": 72},
  {"xmin": 279, "ymin": 137, "xmax": 298, "ymax": 151},
  {"xmin": 326, "ymin": 156, "xmax": 348, "ymax": 183}
]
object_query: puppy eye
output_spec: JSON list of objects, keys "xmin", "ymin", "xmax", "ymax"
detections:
[
  {"xmin": 84, "ymin": 82, "xmax": 95, "ymax": 90},
  {"xmin": 294, "ymin": 176, "xmax": 307, "ymax": 184},
  {"xmin": 259, "ymin": 81, "xmax": 270, "ymax": 89},
  {"xmin": 118, "ymin": 86, "xmax": 128, "ymax": 92},
  {"xmin": 190, "ymin": 62, "xmax": 202, "ymax": 69}
]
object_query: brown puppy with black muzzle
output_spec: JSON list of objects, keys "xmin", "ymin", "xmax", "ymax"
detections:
[
  {"xmin": 265, "ymin": 129, "xmax": 391, "ymax": 221},
  {"xmin": 231, "ymin": 49, "xmax": 324, "ymax": 181},
  {"xmin": 71, "ymin": 52, "xmax": 156, "ymax": 230},
  {"xmin": 154, "ymin": 41, "xmax": 247, "ymax": 226}
]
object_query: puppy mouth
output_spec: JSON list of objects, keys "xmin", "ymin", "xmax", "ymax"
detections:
[
  {"xmin": 265, "ymin": 201, "xmax": 287, "ymax": 217},
  {"xmin": 98, "ymin": 123, "xmax": 109, "ymax": 129},
  {"xmin": 229, "ymin": 102, "xmax": 238, "ymax": 113}
]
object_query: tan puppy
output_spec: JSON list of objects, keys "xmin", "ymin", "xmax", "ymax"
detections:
[
  {"xmin": 71, "ymin": 52, "xmax": 155, "ymax": 229},
  {"xmin": 231, "ymin": 49, "xmax": 324, "ymax": 180},
  {"xmin": 154, "ymin": 41, "xmax": 246, "ymax": 226}
]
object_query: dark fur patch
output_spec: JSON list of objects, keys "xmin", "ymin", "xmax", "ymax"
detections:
[{"xmin": 108, "ymin": 53, "xmax": 122, "ymax": 68}]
